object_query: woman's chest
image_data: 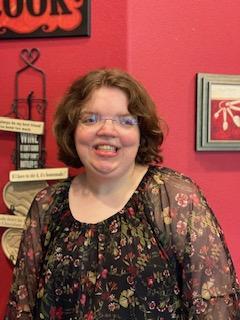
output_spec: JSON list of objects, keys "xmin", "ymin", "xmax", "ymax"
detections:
[{"xmin": 38, "ymin": 212, "xmax": 180, "ymax": 319}]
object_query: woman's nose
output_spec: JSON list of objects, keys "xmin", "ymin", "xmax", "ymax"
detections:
[{"xmin": 96, "ymin": 119, "xmax": 118, "ymax": 135}]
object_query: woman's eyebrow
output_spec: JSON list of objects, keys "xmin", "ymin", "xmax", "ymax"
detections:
[{"xmin": 80, "ymin": 111, "xmax": 133, "ymax": 116}]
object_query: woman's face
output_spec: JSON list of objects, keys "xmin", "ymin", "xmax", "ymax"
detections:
[{"xmin": 74, "ymin": 86, "xmax": 140, "ymax": 180}]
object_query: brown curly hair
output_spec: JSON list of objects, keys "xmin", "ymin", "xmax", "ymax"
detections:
[{"xmin": 53, "ymin": 68, "xmax": 165, "ymax": 168}]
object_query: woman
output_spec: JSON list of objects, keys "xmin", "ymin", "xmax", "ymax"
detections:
[{"xmin": 5, "ymin": 68, "xmax": 240, "ymax": 319}]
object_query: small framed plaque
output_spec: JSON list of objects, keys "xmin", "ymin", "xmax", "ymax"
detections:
[{"xmin": 196, "ymin": 73, "xmax": 240, "ymax": 151}]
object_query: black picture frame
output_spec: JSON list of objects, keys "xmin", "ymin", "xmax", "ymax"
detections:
[
  {"xmin": 0, "ymin": 0, "xmax": 91, "ymax": 39},
  {"xmin": 196, "ymin": 73, "xmax": 240, "ymax": 151}
]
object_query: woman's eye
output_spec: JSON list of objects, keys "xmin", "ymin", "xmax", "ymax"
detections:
[
  {"xmin": 82, "ymin": 114, "xmax": 98, "ymax": 124},
  {"xmin": 120, "ymin": 116, "xmax": 138, "ymax": 126}
]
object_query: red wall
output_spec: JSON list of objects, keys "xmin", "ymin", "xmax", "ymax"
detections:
[
  {"xmin": 128, "ymin": 0, "xmax": 240, "ymax": 275},
  {"xmin": 0, "ymin": 1, "xmax": 128, "ymax": 316},
  {"xmin": 0, "ymin": 0, "xmax": 240, "ymax": 317}
]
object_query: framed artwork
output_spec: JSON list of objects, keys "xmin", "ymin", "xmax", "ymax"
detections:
[
  {"xmin": 196, "ymin": 73, "xmax": 240, "ymax": 151},
  {"xmin": 0, "ymin": 0, "xmax": 90, "ymax": 39}
]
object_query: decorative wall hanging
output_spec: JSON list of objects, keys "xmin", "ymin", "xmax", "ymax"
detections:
[
  {"xmin": 0, "ymin": 48, "xmax": 46, "ymax": 169},
  {"xmin": 3, "ymin": 180, "xmax": 49, "ymax": 216},
  {"xmin": 14, "ymin": 48, "xmax": 46, "ymax": 169},
  {"xmin": 1, "ymin": 180, "xmax": 48, "ymax": 264},
  {"xmin": 0, "ymin": 48, "xmax": 68, "ymax": 264},
  {"xmin": 196, "ymin": 73, "xmax": 240, "ymax": 151},
  {"xmin": 1, "ymin": 229, "xmax": 23, "ymax": 265},
  {"xmin": 0, "ymin": 0, "xmax": 90, "ymax": 39}
]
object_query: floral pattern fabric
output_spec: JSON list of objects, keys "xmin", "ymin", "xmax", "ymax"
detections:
[{"xmin": 5, "ymin": 166, "xmax": 240, "ymax": 319}]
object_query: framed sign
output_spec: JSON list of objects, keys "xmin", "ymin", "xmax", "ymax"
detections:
[
  {"xmin": 16, "ymin": 132, "xmax": 44, "ymax": 169},
  {"xmin": 0, "ymin": 0, "xmax": 90, "ymax": 39},
  {"xmin": 196, "ymin": 73, "xmax": 240, "ymax": 151}
]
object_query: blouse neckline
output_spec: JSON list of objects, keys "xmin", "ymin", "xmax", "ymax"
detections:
[{"xmin": 66, "ymin": 165, "xmax": 156, "ymax": 227}]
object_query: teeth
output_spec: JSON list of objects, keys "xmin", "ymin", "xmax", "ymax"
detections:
[{"xmin": 96, "ymin": 145, "xmax": 117, "ymax": 151}]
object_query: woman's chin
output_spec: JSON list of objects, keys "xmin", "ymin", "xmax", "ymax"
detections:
[
  {"xmin": 85, "ymin": 158, "xmax": 136, "ymax": 180},
  {"xmin": 91, "ymin": 162, "xmax": 118, "ymax": 177}
]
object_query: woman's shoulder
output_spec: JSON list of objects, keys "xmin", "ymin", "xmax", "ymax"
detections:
[
  {"xmin": 148, "ymin": 166, "xmax": 209, "ymax": 220},
  {"xmin": 33, "ymin": 177, "xmax": 73, "ymax": 209},
  {"xmin": 27, "ymin": 178, "xmax": 73, "ymax": 229},
  {"xmin": 149, "ymin": 165, "xmax": 200, "ymax": 194}
]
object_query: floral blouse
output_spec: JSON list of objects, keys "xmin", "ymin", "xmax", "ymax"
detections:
[{"xmin": 4, "ymin": 166, "xmax": 240, "ymax": 319}]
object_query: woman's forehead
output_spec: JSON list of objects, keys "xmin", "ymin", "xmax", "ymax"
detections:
[{"xmin": 81, "ymin": 87, "xmax": 129, "ymax": 113}]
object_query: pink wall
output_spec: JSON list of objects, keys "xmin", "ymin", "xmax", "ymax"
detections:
[
  {"xmin": 0, "ymin": 0, "xmax": 240, "ymax": 316},
  {"xmin": 128, "ymin": 0, "xmax": 240, "ymax": 276},
  {"xmin": 0, "ymin": 1, "xmax": 128, "ymax": 316}
]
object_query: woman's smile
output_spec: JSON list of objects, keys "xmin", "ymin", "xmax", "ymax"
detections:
[{"xmin": 93, "ymin": 144, "xmax": 119, "ymax": 157}]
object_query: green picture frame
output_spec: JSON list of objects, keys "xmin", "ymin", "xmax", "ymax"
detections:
[{"xmin": 196, "ymin": 73, "xmax": 240, "ymax": 151}]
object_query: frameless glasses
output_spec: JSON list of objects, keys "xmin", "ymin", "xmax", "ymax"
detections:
[{"xmin": 78, "ymin": 113, "xmax": 138, "ymax": 129}]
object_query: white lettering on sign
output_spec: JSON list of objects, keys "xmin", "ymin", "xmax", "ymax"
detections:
[
  {"xmin": 20, "ymin": 153, "xmax": 39, "ymax": 160},
  {"xmin": 20, "ymin": 145, "xmax": 39, "ymax": 152},
  {"xmin": 20, "ymin": 133, "xmax": 39, "ymax": 144}
]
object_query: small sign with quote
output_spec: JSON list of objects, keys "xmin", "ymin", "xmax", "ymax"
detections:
[
  {"xmin": 0, "ymin": 117, "xmax": 44, "ymax": 134},
  {"xmin": 0, "ymin": 116, "xmax": 45, "ymax": 169},
  {"xmin": 17, "ymin": 133, "xmax": 43, "ymax": 169},
  {"xmin": 10, "ymin": 167, "xmax": 69, "ymax": 182},
  {"xmin": 0, "ymin": 215, "xmax": 25, "ymax": 229}
]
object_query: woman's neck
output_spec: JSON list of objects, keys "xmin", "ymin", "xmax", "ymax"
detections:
[{"xmin": 82, "ymin": 164, "xmax": 147, "ymax": 196}]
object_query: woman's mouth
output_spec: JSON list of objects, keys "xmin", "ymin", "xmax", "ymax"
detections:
[{"xmin": 94, "ymin": 144, "xmax": 118, "ymax": 152}]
